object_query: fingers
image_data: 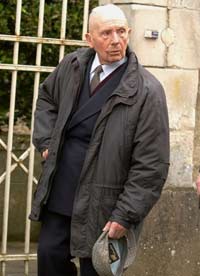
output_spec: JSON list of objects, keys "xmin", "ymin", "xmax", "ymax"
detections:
[
  {"xmin": 42, "ymin": 149, "xmax": 49, "ymax": 160},
  {"xmin": 109, "ymin": 222, "xmax": 127, "ymax": 239},
  {"xmin": 103, "ymin": 221, "xmax": 111, "ymax": 232},
  {"xmin": 103, "ymin": 221, "xmax": 127, "ymax": 239},
  {"xmin": 196, "ymin": 175, "xmax": 200, "ymax": 195}
]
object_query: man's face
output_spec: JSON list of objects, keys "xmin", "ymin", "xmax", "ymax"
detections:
[{"xmin": 86, "ymin": 18, "xmax": 131, "ymax": 64}]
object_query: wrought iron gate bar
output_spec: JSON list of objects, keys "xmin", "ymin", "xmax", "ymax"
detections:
[
  {"xmin": 24, "ymin": 0, "xmax": 45, "ymax": 273},
  {"xmin": 1, "ymin": 0, "xmax": 22, "ymax": 275},
  {"xmin": 82, "ymin": 0, "xmax": 90, "ymax": 40},
  {"xmin": 0, "ymin": 254, "xmax": 37, "ymax": 262},
  {"xmin": 0, "ymin": 139, "xmax": 38, "ymax": 185},
  {"xmin": 0, "ymin": 34, "xmax": 87, "ymax": 46},
  {"xmin": 0, "ymin": 64, "xmax": 55, "ymax": 72},
  {"xmin": 59, "ymin": 0, "xmax": 68, "ymax": 61},
  {"xmin": 0, "ymin": 0, "xmax": 90, "ymax": 274}
]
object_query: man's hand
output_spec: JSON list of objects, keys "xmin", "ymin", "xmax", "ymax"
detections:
[
  {"xmin": 103, "ymin": 221, "xmax": 127, "ymax": 239},
  {"xmin": 42, "ymin": 149, "xmax": 49, "ymax": 160},
  {"xmin": 196, "ymin": 174, "xmax": 200, "ymax": 195}
]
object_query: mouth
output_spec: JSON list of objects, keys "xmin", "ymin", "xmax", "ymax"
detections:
[{"xmin": 109, "ymin": 50, "xmax": 121, "ymax": 55}]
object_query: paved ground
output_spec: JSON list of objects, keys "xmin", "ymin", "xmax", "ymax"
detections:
[
  {"xmin": 4, "ymin": 261, "xmax": 37, "ymax": 276},
  {"xmin": 1, "ymin": 243, "xmax": 37, "ymax": 276},
  {"xmin": 1, "ymin": 242, "xmax": 80, "ymax": 276}
]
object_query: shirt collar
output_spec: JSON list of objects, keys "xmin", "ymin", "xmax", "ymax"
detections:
[{"xmin": 90, "ymin": 53, "xmax": 127, "ymax": 75}]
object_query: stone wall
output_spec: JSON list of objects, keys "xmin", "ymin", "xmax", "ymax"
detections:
[
  {"xmin": 99, "ymin": 1, "xmax": 200, "ymax": 275},
  {"xmin": 98, "ymin": 1, "xmax": 200, "ymax": 186}
]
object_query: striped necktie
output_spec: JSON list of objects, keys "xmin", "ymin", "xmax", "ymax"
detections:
[{"xmin": 90, "ymin": 65, "xmax": 103, "ymax": 94}]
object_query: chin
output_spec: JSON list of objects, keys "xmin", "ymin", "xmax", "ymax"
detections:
[
  {"xmin": 102, "ymin": 54, "xmax": 123, "ymax": 64},
  {"xmin": 110, "ymin": 56, "xmax": 122, "ymax": 62}
]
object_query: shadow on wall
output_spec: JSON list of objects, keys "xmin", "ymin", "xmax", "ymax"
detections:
[{"xmin": 193, "ymin": 77, "xmax": 200, "ymax": 180}]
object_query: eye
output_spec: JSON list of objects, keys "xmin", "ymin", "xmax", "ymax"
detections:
[
  {"xmin": 117, "ymin": 28, "xmax": 126, "ymax": 36},
  {"xmin": 101, "ymin": 30, "xmax": 111, "ymax": 38}
]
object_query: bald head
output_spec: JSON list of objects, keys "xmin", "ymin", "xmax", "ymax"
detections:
[
  {"xmin": 86, "ymin": 4, "xmax": 130, "ymax": 64},
  {"xmin": 88, "ymin": 4, "xmax": 129, "ymax": 33}
]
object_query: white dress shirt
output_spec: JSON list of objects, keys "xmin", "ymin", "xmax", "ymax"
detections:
[{"xmin": 90, "ymin": 54, "xmax": 127, "ymax": 83}]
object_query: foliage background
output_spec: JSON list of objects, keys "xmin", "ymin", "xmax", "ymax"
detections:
[{"xmin": 0, "ymin": 0, "xmax": 98, "ymax": 128}]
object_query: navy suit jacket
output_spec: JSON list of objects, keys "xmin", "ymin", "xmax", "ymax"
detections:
[{"xmin": 47, "ymin": 60, "xmax": 127, "ymax": 216}]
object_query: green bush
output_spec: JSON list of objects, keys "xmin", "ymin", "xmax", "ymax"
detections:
[{"xmin": 0, "ymin": 0, "xmax": 98, "ymax": 127}]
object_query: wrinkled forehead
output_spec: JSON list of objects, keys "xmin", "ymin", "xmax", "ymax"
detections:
[
  {"xmin": 101, "ymin": 17, "xmax": 128, "ymax": 27},
  {"xmin": 89, "ymin": 5, "xmax": 129, "ymax": 31},
  {"xmin": 89, "ymin": 16, "xmax": 129, "ymax": 32}
]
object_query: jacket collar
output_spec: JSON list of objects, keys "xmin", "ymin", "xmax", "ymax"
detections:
[
  {"xmin": 71, "ymin": 46, "xmax": 139, "ymax": 99},
  {"xmin": 113, "ymin": 47, "xmax": 139, "ymax": 99}
]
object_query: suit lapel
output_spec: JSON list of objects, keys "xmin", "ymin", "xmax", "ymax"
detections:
[{"xmin": 68, "ymin": 61, "xmax": 127, "ymax": 130}]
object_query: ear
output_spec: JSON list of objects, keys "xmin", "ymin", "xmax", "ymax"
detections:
[
  {"xmin": 127, "ymin": 28, "xmax": 132, "ymax": 43},
  {"xmin": 85, "ymin": 33, "xmax": 94, "ymax": 48}
]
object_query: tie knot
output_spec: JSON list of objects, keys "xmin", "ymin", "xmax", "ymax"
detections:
[{"xmin": 94, "ymin": 65, "xmax": 103, "ymax": 74}]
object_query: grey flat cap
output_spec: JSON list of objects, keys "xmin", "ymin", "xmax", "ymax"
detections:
[{"xmin": 92, "ymin": 228, "xmax": 137, "ymax": 276}]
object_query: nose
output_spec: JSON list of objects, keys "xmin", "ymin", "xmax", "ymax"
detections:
[{"xmin": 111, "ymin": 31, "xmax": 120, "ymax": 43}]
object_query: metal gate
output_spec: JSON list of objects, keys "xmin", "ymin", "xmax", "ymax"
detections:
[{"xmin": 0, "ymin": 0, "xmax": 91, "ymax": 275}]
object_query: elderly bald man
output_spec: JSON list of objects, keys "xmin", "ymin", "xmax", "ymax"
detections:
[{"xmin": 30, "ymin": 4, "xmax": 170, "ymax": 276}]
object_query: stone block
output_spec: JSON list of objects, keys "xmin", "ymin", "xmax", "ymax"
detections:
[
  {"xmin": 167, "ymin": 131, "xmax": 194, "ymax": 188},
  {"xmin": 168, "ymin": 0, "xmax": 200, "ymax": 9},
  {"xmin": 99, "ymin": 0, "xmax": 112, "ymax": 4},
  {"xmin": 147, "ymin": 68, "xmax": 198, "ymax": 130},
  {"xmin": 125, "ymin": 190, "xmax": 200, "ymax": 276},
  {"xmin": 168, "ymin": 9, "xmax": 200, "ymax": 68},
  {"xmin": 99, "ymin": 0, "xmax": 200, "ymax": 9},
  {"xmin": 120, "ymin": 5, "xmax": 167, "ymax": 66},
  {"xmin": 99, "ymin": 0, "xmax": 167, "ymax": 6}
]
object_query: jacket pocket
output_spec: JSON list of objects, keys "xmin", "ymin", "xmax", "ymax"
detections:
[{"xmin": 97, "ymin": 185, "xmax": 123, "ymax": 229}]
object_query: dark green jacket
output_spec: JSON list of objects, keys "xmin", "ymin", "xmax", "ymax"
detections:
[{"xmin": 30, "ymin": 47, "xmax": 170, "ymax": 257}]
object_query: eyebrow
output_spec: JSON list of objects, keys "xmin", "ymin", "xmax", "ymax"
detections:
[{"xmin": 100, "ymin": 26, "xmax": 127, "ymax": 32}]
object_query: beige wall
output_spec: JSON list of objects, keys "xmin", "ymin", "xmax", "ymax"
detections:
[
  {"xmin": 100, "ymin": 0, "xmax": 200, "ymax": 189},
  {"xmin": 98, "ymin": 2, "xmax": 200, "ymax": 276}
]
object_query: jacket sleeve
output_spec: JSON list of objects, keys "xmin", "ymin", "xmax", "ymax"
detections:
[
  {"xmin": 32, "ymin": 64, "xmax": 61, "ymax": 153},
  {"xmin": 110, "ymin": 80, "xmax": 170, "ymax": 229}
]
